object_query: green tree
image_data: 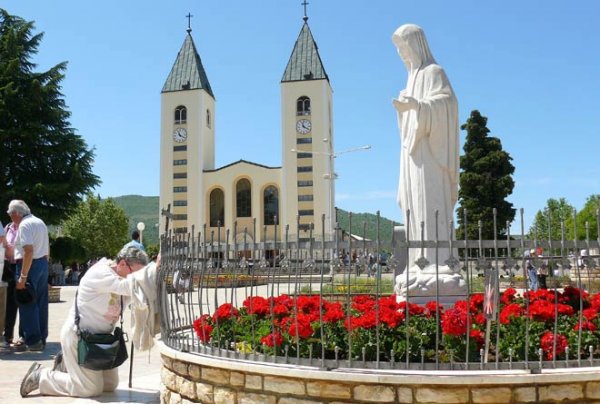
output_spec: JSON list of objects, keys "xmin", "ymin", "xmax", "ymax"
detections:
[
  {"xmin": 145, "ymin": 244, "xmax": 160, "ymax": 260},
  {"xmin": 51, "ymin": 236, "xmax": 87, "ymax": 264},
  {"xmin": 62, "ymin": 194, "xmax": 128, "ymax": 258},
  {"xmin": 0, "ymin": 9, "xmax": 99, "ymax": 225},
  {"xmin": 574, "ymin": 194, "xmax": 600, "ymax": 240},
  {"xmin": 456, "ymin": 110, "xmax": 516, "ymax": 240},
  {"xmin": 528, "ymin": 198, "xmax": 575, "ymax": 241}
]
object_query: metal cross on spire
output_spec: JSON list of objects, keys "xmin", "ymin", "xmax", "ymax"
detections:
[
  {"xmin": 302, "ymin": 0, "xmax": 309, "ymax": 22},
  {"xmin": 186, "ymin": 12, "xmax": 193, "ymax": 33}
]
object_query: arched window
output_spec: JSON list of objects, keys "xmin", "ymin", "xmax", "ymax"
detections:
[
  {"xmin": 209, "ymin": 188, "xmax": 225, "ymax": 227},
  {"xmin": 175, "ymin": 106, "xmax": 187, "ymax": 124},
  {"xmin": 296, "ymin": 96, "xmax": 311, "ymax": 116},
  {"xmin": 263, "ymin": 186, "xmax": 279, "ymax": 225},
  {"xmin": 206, "ymin": 109, "xmax": 211, "ymax": 128},
  {"xmin": 236, "ymin": 179, "xmax": 251, "ymax": 218}
]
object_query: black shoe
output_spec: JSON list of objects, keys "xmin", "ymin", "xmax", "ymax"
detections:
[{"xmin": 27, "ymin": 341, "xmax": 44, "ymax": 352}]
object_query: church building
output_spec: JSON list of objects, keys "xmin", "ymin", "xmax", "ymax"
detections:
[{"xmin": 159, "ymin": 15, "xmax": 335, "ymax": 248}]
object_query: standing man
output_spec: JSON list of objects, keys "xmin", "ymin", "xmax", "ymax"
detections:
[
  {"xmin": 8, "ymin": 200, "xmax": 49, "ymax": 351},
  {"xmin": 123, "ymin": 230, "xmax": 145, "ymax": 251}
]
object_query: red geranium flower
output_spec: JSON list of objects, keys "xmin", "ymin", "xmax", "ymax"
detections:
[
  {"xmin": 540, "ymin": 331, "xmax": 568, "ymax": 360},
  {"xmin": 378, "ymin": 295, "xmax": 400, "ymax": 312},
  {"xmin": 397, "ymin": 301, "xmax": 425, "ymax": 316},
  {"xmin": 525, "ymin": 289, "xmax": 556, "ymax": 303},
  {"xmin": 273, "ymin": 303, "xmax": 290, "ymax": 316},
  {"xmin": 213, "ymin": 303, "xmax": 239, "ymax": 322},
  {"xmin": 590, "ymin": 293, "xmax": 600, "ymax": 311},
  {"xmin": 470, "ymin": 329, "xmax": 485, "ymax": 348},
  {"xmin": 380, "ymin": 306, "xmax": 405, "ymax": 328},
  {"xmin": 500, "ymin": 288, "xmax": 517, "ymax": 305},
  {"xmin": 425, "ymin": 301, "xmax": 444, "ymax": 318},
  {"xmin": 352, "ymin": 295, "xmax": 376, "ymax": 313},
  {"xmin": 441, "ymin": 307, "xmax": 468, "ymax": 336},
  {"xmin": 469, "ymin": 293, "xmax": 484, "ymax": 313},
  {"xmin": 273, "ymin": 294, "xmax": 294, "ymax": 309},
  {"xmin": 296, "ymin": 295, "xmax": 322, "ymax": 322},
  {"xmin": 499, "ymin": 303, "xmax": 524, "ymax": 325},
  {"xmin": 349, "ymin": 311, "xmax": 378, "ymax": 330},
  {"xmin": 528, "ymin": 300, "xmax": 556, "ymax": 322},
  {"xmin": 288, "ymin": 313, "xmax": 314, "ymax": 339},
  {"xmin": 322, "ymin": 301, "xmax": 345, "ymax": 323},
  {"xmin": 583, "ymin": 307, "xmax": 598, "ymax": 321},
  {"xmin": 243, "ymin": 296, "xmax": 270, "ymax": 316},
  {"xmin": 560, "ymin": 287, "xmax": 589, "ymax": 308},
  {"xmin": 473, "ymin": 312, "xmax": 487, "ymax": 326},
  {"xmin": 557, "ymin": 303, "xmax": 575, "ymax": 317},
  {"xmin": 574, "ymin": 320, "xmax": 597, "ymax": 332},
  {"xmin": 193, "ymin": 314, "xmax": 213, "ymax": 343},
  {"xmin": 261, "ymin": 331, "xmax": 283, "ymax": 347}
]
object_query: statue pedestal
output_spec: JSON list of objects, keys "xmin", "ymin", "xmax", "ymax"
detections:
[{"xmin": 395, "ymin": 264, "xmax": 467, "ymax": 307}]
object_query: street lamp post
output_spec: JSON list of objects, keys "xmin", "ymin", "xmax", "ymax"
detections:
[{"xmin": 137, "ymin": 222, "xmax": 146, "ymax": 244}]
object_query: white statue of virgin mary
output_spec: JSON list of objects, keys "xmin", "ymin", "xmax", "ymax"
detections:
[{"xmin": 391, "ymin": 24, "xmax": 466, "ymax": 303}]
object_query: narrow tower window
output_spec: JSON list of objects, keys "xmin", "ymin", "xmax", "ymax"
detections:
[
  {"xmin": 296, "ymin": 96, "xmax": 311, "ymax": 116},
  {"xmin": 206, "ymin": 109, "xmax": 211, "ymax": 128},
  {"xmin": 209, "ymin": 188, "xmax": 225, "ymax": 227},
  {"xmin": 236, "ymin": 178, "xmax": 252, "ymax": 218},
  {"xmin": 175, "ymin": 105, "xmax": 187, "ymax": 124},
  {"xmin": 264, "ymin": 186, "xmax": 279, "ymax": 225}
]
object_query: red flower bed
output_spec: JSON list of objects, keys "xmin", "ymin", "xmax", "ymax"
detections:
[{"xmin": 193, "ymin": 287, "xmax": 600, "ymax": 363}]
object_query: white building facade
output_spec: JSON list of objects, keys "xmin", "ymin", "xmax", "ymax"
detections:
[{"xmin": 159, "ymin": 19, "xmax": 335, "ymax": 248}]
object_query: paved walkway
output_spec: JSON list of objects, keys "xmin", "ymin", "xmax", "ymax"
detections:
[{"xmin": 0, "ymin": 285, "xmax": 161, "ymax": 403}]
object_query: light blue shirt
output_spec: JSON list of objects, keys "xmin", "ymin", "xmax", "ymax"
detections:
[{"xmin": 123, "ymin": 239, "xmax": 145, "ymax": 251}]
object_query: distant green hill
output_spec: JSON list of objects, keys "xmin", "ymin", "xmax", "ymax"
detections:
[
  {"xmin": 112, "ymin": 195, "xmax": 160, "ymax": 246},
  {"xmin": 112, "ymin": 195, "xmax": 398, "ymax": 246},
  {"xmin": 336, "ymin": 208, "xmax": 398, "ymax": 242}
]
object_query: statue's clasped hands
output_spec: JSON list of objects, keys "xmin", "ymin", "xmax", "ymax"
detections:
[{"xmin": 392, "ymin": 90, "xmax": 418, "ymax": 113}]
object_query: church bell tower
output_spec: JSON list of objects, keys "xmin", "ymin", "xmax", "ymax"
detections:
[
  {"xmin": 280, "ymin": 14, "xmax": 334, "ymax": 239},
  {"xmin": 159, "ymin": 20, "xmax": 215, "ymax": 235}
]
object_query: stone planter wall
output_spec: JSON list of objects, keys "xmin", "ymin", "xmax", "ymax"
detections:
[
  {"xmin": 160, "ymin": 343, "xmax": 600, "ymax": 404},
  {"xmin": 48, "ymin": 287, "xmax": 61, "ymax": 303}
]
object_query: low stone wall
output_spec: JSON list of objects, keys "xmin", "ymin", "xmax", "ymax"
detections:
[
  {"xmin": 160, "ymin": 343, "xmax": 600, "ymax": 404},
  {"xmin": 48, "ymin": 287, "xmax": 61, "ymax": 303}
]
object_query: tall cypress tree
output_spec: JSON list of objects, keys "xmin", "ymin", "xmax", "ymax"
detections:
[
  {"xmin": 0, "ymin": 9, "xmax": 99, "ymax": 224},
  {"xmin": 456, "ymin": 110, "xmax": 515, "ymax": 240}
]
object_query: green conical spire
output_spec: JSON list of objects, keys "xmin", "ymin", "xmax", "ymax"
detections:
[
  {"xmin": 162, "ymin": 32, "xmax": 214, "ymax": 97},
  {"xmin": 281, "ymin": 22, "xmax": 328, "ymax": 83}
]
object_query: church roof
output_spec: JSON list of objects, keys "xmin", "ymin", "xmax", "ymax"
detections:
[
  {"xmin": 204, "ymin": 159, "xmax": 281, "ymax": 172},
  {"xmin": 162, "ymin": 33, "xmax": 214, "ymax": 97},
  {"xmin": 281, "ymin": 22, "xmax": 329, "ymax": 83}
]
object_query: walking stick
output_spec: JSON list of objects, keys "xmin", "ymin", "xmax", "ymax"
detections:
[
  {"xmin": 128, "ymin": 204, "xmax": 172, "ymax": 388},
  {"xmin": 128, "ymin": 340, "xmax": 134, "ymax": 388}
]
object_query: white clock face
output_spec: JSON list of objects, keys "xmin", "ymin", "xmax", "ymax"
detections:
[
  {"xmin": 296, "ymin": 119, "xmax": 312, "ymax": 134},
  {"xmin": 173, "ymin": 128, "xmax": 187, "ymax": 143}
]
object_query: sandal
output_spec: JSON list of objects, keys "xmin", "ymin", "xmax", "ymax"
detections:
[{"xmin": 12, "ymin": 339, "xmax": 26, "ymax": 352}]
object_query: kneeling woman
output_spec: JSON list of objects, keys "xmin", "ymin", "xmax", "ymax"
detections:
[{"xmin": 20, "ymin": 246, "xmax": 156, "ymax": 398}]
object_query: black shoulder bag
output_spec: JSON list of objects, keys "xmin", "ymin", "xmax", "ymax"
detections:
[{"xmin": 75, "ymin": 291, "xmax": 129, "ymax": 370}]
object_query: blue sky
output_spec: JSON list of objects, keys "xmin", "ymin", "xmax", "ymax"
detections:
[{"xmin": 3, "ymin": 1, "xmax": 599, "ymax": 232}]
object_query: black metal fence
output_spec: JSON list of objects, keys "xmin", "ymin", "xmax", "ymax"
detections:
[{"xmin": 158, "ymin": 210, "xmax": 600, "ymax": 371}]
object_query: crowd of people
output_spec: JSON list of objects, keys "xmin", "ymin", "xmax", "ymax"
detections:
[{"xmin": 0, "ymin": 199, "xmax": 159, "ymax": 399}]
